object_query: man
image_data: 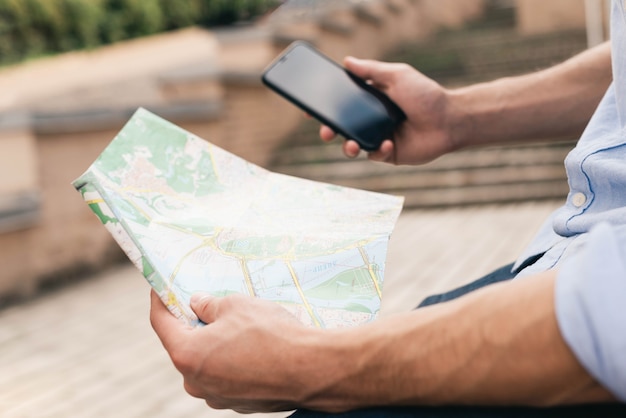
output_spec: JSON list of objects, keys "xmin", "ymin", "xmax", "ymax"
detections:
[{"xmin": 150, "ymin": 1, "xmax": 626, "ymax": 416}]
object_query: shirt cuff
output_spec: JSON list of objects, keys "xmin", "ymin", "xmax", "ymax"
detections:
[{"xmin": 555, "ymin": 223, "xmax": 626, "ymax": 402}]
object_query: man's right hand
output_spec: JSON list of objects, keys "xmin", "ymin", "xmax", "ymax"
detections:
[
  {"xmin": 321, "ymin": 42, "xmax": 612, "ymax": 165},
  {"xmin": 321, "ymin": 56, "xmax": 461, "ymax": 165}
]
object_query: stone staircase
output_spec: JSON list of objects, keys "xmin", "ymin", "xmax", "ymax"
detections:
[
  {"xmin": 268, "ymin": 1, "xmax": 586, "ymax": 208},
  {"xmin": 270, "ymin": 119, "xmax": 573, "ymax": 207}
]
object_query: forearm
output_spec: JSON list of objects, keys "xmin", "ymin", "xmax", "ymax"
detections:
[
  {"xmin": 299, "ymin": 270, "xmax": 614, "ymax": 412},
  {"xmin": 448, "ymin": 42, "xmax": 612, "ymax": 149}
]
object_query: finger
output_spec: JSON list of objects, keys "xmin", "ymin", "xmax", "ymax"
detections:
[
  {"xmin": 320, "ymin": 125, "xmax": 335, "ymax": 141},
  {"xmin": 184, "ymin": 379, "xmax": 208, "ymax": 399},
  {"xmin": 367, "ymin": 139, "xmax": 395, "ymax": 163},
  {"xmin": 190, "ymin": 292, "xmax": 220, "ymax": 324},
  {"xmin": 206, "ymin": 397, "xmax": 294, "ymax": 414},
  {"xmin": 150, "ymin": 290, "xmax": 189, "ymax": 351},
  {"xmin": 343, "ymin": 140, "xmax": 361, "ymax": 158},
  {"xmin": 344, "ymin": 56, "xmax": 393, "ymax": 88}
]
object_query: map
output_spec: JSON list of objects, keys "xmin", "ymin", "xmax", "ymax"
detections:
[{"xmin": 73, "ymin": 108, "xmax": 403, "ymax": 328}]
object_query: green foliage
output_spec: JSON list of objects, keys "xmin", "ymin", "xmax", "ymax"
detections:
[
  {"xmin": 62, "ymin": 0, "xmax": 102, "ymax": 49},
  {"xmin": 99, "ymin": 0, "xmax": 164, "ymax": 43},
  {"xmin": 0, "ymin": 0, "xmax": 279, "ymax": 66},
  {"xmin": 0, "ymin": 0, "xmax": 28, "ymax": 61},
  {"xmin": 198, "ymin": 0, "xmax": 277, "ymax": 26},
  {"xmin": 159, "ymin": 0, "xmax": 202, "ymax": 30}
]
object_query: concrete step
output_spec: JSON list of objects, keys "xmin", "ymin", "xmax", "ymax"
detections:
[
  {"xmin": 272, "ymin": 138, "xmax": 574, "ymax": 208},
  {"xmin": 280, "ymin": 158, "xmax": 567, "ymax": 190},
  {"xmin": 398, "ymin": 179, "xmax": 569, "ymax": 207},
  {"xmin": 390, "ymin": 29, "xmax": 588, "ymax": 85},
  {"xmin": 273, "ymin": 136, "xmax": 573, "ymax": 169}
]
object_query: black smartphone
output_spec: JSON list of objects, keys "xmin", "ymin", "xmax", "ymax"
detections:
[{"xmin": 262, "ymin": 41, "xmax": 406, "ymax": 151}]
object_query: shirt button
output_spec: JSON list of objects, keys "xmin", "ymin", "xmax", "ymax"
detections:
[{"xmin": 572, "ymin": 192, "xmax": 587, "ymax": 207}]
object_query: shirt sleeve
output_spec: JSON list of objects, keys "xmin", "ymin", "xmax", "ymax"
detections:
[{"xmin": 555, "ymin": 222, "xmax": 626, "ymax": 401}]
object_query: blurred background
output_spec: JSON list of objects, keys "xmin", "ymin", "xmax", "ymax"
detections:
[{"xmin": 0, "ymin": 0, "xmax": 611, "ymax": 417}]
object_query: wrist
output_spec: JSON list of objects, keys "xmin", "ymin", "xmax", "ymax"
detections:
[
  {"xmin": 293, "ymin": 313, "xmax": 432, "ymax": 411},
  {"xmin": 293, "ymin": 326, "xmax": 375, "ymax": 412},
  {"xmin": 446, "ymin": 80, "xmax": 507, "ymax": 149},
  {"xmin": 444, "ymin": 87, "xmax": 474, "ymax": 151}
]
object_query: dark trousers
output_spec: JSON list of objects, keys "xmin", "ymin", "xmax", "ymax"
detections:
[{"xmin": 289, "ymin": 262, "xmax": 626, "ymax": 417}]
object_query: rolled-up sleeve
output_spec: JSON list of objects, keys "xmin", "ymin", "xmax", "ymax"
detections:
[{"xmin": 555, "ymin": 223, "xmax": 626, "ymax": 401}]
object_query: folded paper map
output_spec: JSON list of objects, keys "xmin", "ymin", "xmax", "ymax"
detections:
[{"xmin": 73, "ymin": 108, "xmax": 403, "ymax": 328}]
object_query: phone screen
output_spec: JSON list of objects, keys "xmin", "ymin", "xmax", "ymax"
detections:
[{"xmin": 262, "ymin": 42, "xmax": 405, "ymax": 151}]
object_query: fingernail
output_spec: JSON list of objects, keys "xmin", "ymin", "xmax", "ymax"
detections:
[{"xmin": 190, "ymin": 293, "xmax": 212, "ymax": 306}]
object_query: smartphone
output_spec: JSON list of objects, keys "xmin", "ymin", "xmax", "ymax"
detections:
[{"xmin": 262, "ymin": 41, "xmax": 406, "ymax": 151}]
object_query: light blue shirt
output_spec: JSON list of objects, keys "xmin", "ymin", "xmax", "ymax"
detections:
[{"xmin": 513, "ymin": 0, "xmax": 626, "ymax": 401}]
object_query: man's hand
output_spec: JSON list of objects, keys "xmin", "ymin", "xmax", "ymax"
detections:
[
  {"xmin": 321, "ymin": 56, "xmax": 458, "ymax": 165},
  {"xmin": 150, "ymin": 291, "xmax": 357, "ymax": 413},
  {"xmin": 322, "ymin": 43, "xmax": 611, "ymax": 165}
]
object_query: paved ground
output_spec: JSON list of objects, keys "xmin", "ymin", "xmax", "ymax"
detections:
[{"xmin": 0, "ymin": 201, "xmax": 561, "ymax": 418}]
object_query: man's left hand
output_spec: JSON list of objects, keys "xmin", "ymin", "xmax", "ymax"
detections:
[{"xmin": 149, "ymin": 290, "xmax": 329, "ymax": 413}]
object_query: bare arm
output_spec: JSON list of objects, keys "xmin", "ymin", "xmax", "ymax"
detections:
[
  {"xmin": 325, "ymin": 42, "xmax": 612, "ymax": 164},
  {"xmin": 300, "ymin": 270, "xmax": 613, "ymax": 411},
  {"xmin": 449, "ymin": 41, "xmax": 612, "ymax": 149},
  {"xmin": 150, "ymin": 270, "xmax": 615, "ymax": 413}
]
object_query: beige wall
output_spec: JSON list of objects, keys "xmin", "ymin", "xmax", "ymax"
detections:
[
  {"xmin": 215, "ymin": 86, "xmax": 302, "ymax": 165},
  {"xmin": 420, "ymin": 0, "xmax": 487, "ymax": 29},
  {"xmin": 0, "ymin": 128, "xmax": 38, "ymax": 196},
  {"xmin": 34, "ymin": 129, "xmax": 122, "ymax": 274},
  {"xmin": 516, "ymin": 0, "xmax": 587, "ymax": 35},
  {"xmin": 0, "ymin": 127, "xmax": 125, "ymax": 298},
  {"xmin": 0, "ymin": 229, "xmax": 35, "ymax": 296}
]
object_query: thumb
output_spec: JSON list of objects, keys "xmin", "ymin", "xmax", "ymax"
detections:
[
  {"xmin": 190, "ymin": 293, "xmax": 219, "ymax": 324},
  {"xmin": 344, "ymin": 56, "xmax": 393, "ymax": 88}
]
